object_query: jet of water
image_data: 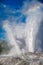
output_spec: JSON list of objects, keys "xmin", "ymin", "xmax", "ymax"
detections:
[
  {"xmin": 25, "ymin": 5, "xmax": 42, "ymax": 52},
  {"xmin": 3, "ymin": 21, "xmax": 21, "ymax": 56}
]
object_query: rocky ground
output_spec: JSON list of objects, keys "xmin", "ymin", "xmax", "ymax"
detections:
[{"xmin": 0, "ymin": 52, "xmax": 43, "ymax": 65}]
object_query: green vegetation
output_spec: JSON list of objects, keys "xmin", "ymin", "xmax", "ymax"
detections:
[
  {"xmin": 0, "ymin": 43, "xmax": 3, "ymax": 53},
  {"xmin": 0, "ymin": 40, "xmax": 11, "ymax": 54}
]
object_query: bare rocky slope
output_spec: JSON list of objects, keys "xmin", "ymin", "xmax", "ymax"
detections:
[{"xmin": 0, "ymin": 52, "xmax": 43, "ymax": 65}]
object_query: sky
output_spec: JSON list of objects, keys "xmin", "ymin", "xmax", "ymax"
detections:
[{"xmin": 0, "ymin": 0, "xmax": 43, "ymax": 54}]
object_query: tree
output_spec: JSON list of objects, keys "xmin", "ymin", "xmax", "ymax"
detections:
[
  {"xmin": 0, "ymin": 40, "xmax": 11, "ymax": 54},
  {"xmin": 0, "ymin": 43, "xmax": 2, "ymax": 53}
]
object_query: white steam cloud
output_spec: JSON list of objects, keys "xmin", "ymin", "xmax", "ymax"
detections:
[{"xmin": 3, "ymin": 1, "xmax": 43, "ymax": 56}]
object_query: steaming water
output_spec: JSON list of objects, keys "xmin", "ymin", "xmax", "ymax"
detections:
[
  {"xmin": 25, "ymin": 7, "xmax": 42, "ymax": 52},
  {"xmin": 3, "ymin": 5, "xmax": 42, "ymax": 56},
  {"xmin": 3, "ymin": 22, "xmax": 21, "ymax": 56}
]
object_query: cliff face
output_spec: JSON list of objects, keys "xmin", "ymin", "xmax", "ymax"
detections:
[{"xmin": 0, "ymin": 53, "xmax": 43, "ymax": 65}]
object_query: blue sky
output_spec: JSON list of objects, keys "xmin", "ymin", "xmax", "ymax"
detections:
[
  {"xmin": 0, "ymin": 0, "xmax": 43, "ymax": 40},
  {"xmin": 0, "ymin": 0, "xmax": 43, "ymax": 9},
  {"xmin": 0, "ymin": 0, "xmax": 25, "ymax": 10}
]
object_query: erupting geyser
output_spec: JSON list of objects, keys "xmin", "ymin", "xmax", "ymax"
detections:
[
  {"xmin": 3, "ymin": 4, "xmax": 42, "ymax": 56},
  {"xmin": 25, "ymin": 5, "xmax": 42, "ymax": 52},
  {"xmin": 3, "ymin": 21, "xmax": 21, "ymax": 56},
  {"xmin": 26, "ymin": 6, "xmax": 42, "ymax": 52}
]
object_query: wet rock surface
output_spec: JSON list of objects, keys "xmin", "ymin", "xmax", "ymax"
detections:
[{"xmin": 0, "ymin": 53, "xmax": 43, "ymax": 65}]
